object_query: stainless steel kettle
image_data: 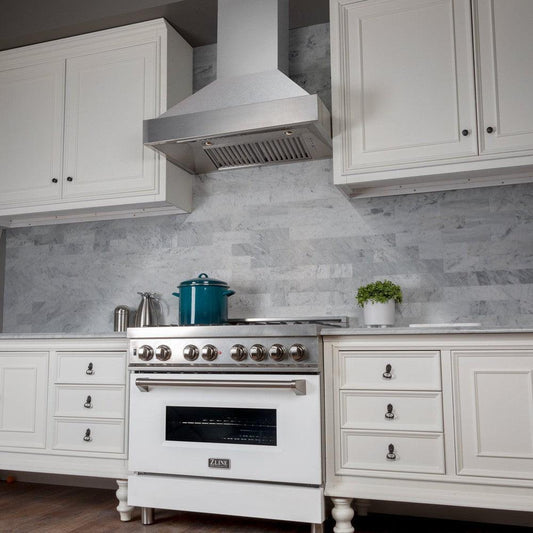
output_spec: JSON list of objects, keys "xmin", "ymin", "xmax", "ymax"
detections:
[{"xmin": 134, "ymin": 292, "xmax": 159, "ymax": 327}]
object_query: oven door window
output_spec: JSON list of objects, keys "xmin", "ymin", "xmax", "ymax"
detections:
[{"xmin": 166, "ymin": 406, "xmax": 277, "ymax": 446}]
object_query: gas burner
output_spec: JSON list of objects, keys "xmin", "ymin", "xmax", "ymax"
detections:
[{"xmin": 226, "ymin": 316, "xmax": 348, "ymax": 327}]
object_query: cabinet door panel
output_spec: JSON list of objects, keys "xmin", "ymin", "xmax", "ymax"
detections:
[
  {"xmin": 0, "ymin": 62, "xmax": 64, "ymax": 205},
  {"xmin": 63, "ymin": 42, "xmax": 158, "ymax": 199},
  {"xmin": 476, "ymin": 0, "xmax": 533, "ymax": 154},
  {"xmin": 334, "ymin": 0, "xmax": 477, "ymax": 173},
  {"xmin": 0, "ymin": 352, "xmax": 48, "ymax": 448},
  {"xmin": 453, "ymin": 350, "xmax": 533, "ymax": 479}
]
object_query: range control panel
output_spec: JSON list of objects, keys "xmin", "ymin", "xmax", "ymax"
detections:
[{"xmin": 129, "ymin": 336, "xmax": 321, "ymax": 373}]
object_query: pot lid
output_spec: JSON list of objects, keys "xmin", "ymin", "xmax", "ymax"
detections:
[{"xmin": 179, "ymin": 273, "xmax": 230, "ymax": 288}]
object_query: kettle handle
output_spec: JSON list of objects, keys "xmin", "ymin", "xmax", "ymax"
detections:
[
  {"xmin": 172, "ymin": 292, "xmax": 180, "ymax": 298},
  {"xmin": 223, "ymin": 290, "xmax": 235, "ymax": 297}
]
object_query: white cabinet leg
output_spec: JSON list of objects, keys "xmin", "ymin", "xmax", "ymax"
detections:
[
  {"xmin": 331, "ymin": 498, "xmax": 354, "ymax": 533},
  {"xmin": 354, "ymin": 499, "xmax": 370, "ymax": 517},
  {"xmin": 116, "ymin": 479, "xmax": 134, "ymax": 522}
]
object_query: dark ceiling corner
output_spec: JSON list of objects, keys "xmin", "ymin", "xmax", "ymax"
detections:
[{"xmin": 0, "ymin": 0, "xmax": 329, "ymax": 51}]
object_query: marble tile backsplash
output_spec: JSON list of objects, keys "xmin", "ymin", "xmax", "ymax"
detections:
[{"xmin": 2, "ymin": 23, "xmax": 533, "ymax": 332}]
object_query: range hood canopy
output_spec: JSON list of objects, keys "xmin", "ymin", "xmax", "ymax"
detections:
[{"xmin": 143, "ymin": 0, "xmax": 331, "ymax": 174}]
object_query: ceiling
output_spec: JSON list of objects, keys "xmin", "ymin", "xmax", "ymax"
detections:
[{"xmin": 0, "ymin": 0, "xmax": 330, "ymax": 51}]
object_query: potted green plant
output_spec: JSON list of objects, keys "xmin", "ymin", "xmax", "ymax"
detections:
[{"xmin": 356, "ymin": 280, "xmax": 403, "ymax": 327}]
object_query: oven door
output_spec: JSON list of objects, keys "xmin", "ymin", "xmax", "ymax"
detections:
[{"xmin": 129, "ymin": 372, "xmax": 322, "ymax": 485}]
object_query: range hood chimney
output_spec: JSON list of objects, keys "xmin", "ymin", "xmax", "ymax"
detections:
[{"xmin": 144, "ymin": 0, "xmax": 332, "ymax": 174}]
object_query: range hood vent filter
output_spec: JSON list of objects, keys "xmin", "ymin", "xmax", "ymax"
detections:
[{"xmin": 203, "ymin": 135, "xmax": 311, "ymax": 170}]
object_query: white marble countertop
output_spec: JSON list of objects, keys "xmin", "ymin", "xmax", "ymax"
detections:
[
  {"xmin": 0, "ymin": 332, "xmax": 127, "ymax": 339},
  {"xmin": 320, "ymin": 326, "xmax": 533, "ymax": 336}
]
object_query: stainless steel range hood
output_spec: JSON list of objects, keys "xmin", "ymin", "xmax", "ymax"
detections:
[{"xmin": 144, "ymin": 0, "xmax": 331, "ymax": 174}]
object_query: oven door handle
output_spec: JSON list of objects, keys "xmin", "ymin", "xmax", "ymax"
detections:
[{"xmin": 135, "ymin": 378, "xmax": 307, "ymax": 395}]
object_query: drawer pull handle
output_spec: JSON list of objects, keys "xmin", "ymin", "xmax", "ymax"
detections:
[
  {"xmin": 86, "ymin": 362, "xmax": 94, "ymax": 375},
  {"xmin": 83, "ymin": 429, "xmax": 92, "ymax": 442},
  {"xmin": 385, "ymin": 403, "xmax": 395, "ymax": 419},
  {"xmin": 84, "ymin": 395, "xmax": 92, "ymax": 408},
  {"xmin": 382, "ymin": 364, "xmax": 392, "ymax": 379},
  {"xmin": 386, "ymin": 443, "xmax": 396, "ymax": 460}
]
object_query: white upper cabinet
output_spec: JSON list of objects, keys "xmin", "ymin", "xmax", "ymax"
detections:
[
  {"xmin": 63, "ymin": 43, "xmax": 158, "ymax": 200},
  {"xmin": 0, "ymin": 19, "xmax": 193, "ymax": 227},
  {"xmin": 0, "ymin": 61, "xmax": 65, "ymax": 205},
  {"xmin": 337, "ymin": 0, "xmax": 477, "ymax": 169},
  {"xmin": 475, "ymin": 0, "xmax": 533, "ymax": 155},
  {"xmin": 330, "ymin": 0, "xmax": 533, "ymax": 197}
]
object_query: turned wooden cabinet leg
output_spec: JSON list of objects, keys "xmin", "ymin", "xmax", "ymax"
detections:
[
  {"xmin": 354, "ymin": 498, "xmax": 370, "ymax": 517},
  {"xmin": 116, "ymin": 479, "xmax": 134, "ymax": 522},
  {"xmin": 331, "ymin": 497, "xmax": 355, "ymax": 533}
]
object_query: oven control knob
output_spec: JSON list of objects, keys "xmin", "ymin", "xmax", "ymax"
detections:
[
  {"xmin": 269, "ymin": 344, "xmax": 286, "ymax": 361},
  {"xmin": 249, "ymin": 344, "xmax": 267, "ymax": 362},
  {"xmin": 183, "ymin": 344, "xmax": 199, "ymax": 361},
  {"xmin": 201, "ymin": 344, "xmax": 218, "ymax": 361},
  {"xmin": 230, "ymin": 344, "xmax": 247, "ymax": 361},
  {"xmin": 138, "ymin": 345, "xmax": 154, "ymax": 361},
  {"xmin": 289, "ymin": 343, "xmax": 307, "ymax": 362},
  {"xmin": 155, "ymin": 345, "xmax": 172, "ymax": 361}
]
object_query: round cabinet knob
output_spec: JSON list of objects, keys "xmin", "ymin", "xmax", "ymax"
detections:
[
  {"xmin": 249, "ymin": 344, "xmax": 267, "ymax": 361},
  {"xmin": 486, "ymin": 126, "xmax": 494, "ymax": 134},
  {"xmin": 269, "ymin": 344, "xmax": 286, "ymax": 362},
  {"xmin": 201, "ymin": 344, "xmax": 218, "ymax": 361},
  {"xmin": 51, "ymin": 178, "xmax": 58, "ymax": 183},
  {"xmin": 289, "ymin": 343, "xmax": 307, "ymax": 362},
  {"xmin": 183, "ymin": 344, "xmax": 199, "ymax": 361},
  {"xmin": 461, "ymin": 129, "xmax": 469, "ymax": 136},
  {"xmin": 230, "ymin": 344, "xmax": 247, "ymax": 361},
  {"xmin": 138, "ymin": 345, "xmax": 154, "ymax": 361},
  {"xmin": 155, "ymin": 345, "xmax": 172, "ymax": 361},
  {"xmin": 66, "ymin": 176, "xmax": 73, "ymax": 182}
]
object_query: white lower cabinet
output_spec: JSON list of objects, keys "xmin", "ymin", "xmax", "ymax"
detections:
[
  {"xmin": 324, "ymin": 333, "xmax": 533, "ymax": 532},
  {"xmin": 0, "ymin": 352, "xmax": 48, "ymax": 448},
  {"xmin": 0, "ymin": 337, "xmax": 133, "ymax": 521}
]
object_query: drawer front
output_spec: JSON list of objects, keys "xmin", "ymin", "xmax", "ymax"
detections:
[
  {"xmin": 56, "ymin": 352, "xmax": 125, "ymax": 384},
  {"xmin": 52, "ymin": 419, "xmax": 124, "ymax": 454},
  {"xmin": 340, "ymin": 431, "xmax": 445, "ymax": 474},
  {"xmin": 55, "ymin": 385, "xmax": 125, "ymax": 419},
  {"xmin": 339, "ymin": 351, "xmax": 441, "ymax": 390},
  {"xmin": 340, "ymin": 391, "xmax": 443, "ymax": 432}
]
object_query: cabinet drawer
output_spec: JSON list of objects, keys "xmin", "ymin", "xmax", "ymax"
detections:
[
  {"xmin": 52, "ymin": 419, "xmax": 124, "ymax": 454},
  {"xmin": 56, "ymin": 352, "xmax": 125, "ymax": 384},
  {"xmin": 340, "ymin": 391, "xmax": 443, "ymax": 432},
  {"xmin": 339, "ymin": 351, "xmax": 441, "ymax": 390},
  {"xmin": 55, "ymin": 385, "xmax": 125, "ymax": 419},
  {"xmin": 340, "ymin": 431, "xmax": 444, "ymax": 474}
]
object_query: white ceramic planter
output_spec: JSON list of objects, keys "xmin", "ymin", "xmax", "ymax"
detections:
[{"xmin": 362, "ymin": 300, "xmax": 395, "ymax": 327}]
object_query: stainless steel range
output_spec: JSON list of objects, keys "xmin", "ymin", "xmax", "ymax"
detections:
[{"xmin": 126, "ymin": 317, "xmax": 347, "ymax": 532}]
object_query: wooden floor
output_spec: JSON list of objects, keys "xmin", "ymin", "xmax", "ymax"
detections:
[{"xmin": 0, "ymin": 482, "xmax": 530, "ymax": 533}]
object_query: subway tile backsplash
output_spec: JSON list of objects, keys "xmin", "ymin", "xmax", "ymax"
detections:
[{"xmin": 3, "ymin": 24, "xmax": 533, "ymax": 332}]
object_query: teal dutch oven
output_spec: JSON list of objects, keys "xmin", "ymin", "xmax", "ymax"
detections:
[{"xmin": 172, "ymin": 273, "xmax": 235, "ymax": 325}]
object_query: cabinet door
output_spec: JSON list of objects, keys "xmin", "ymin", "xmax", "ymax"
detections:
[
  {"xmin": 0, "ymin": 352, "xmax": 48, "ymax": 448},
  {"xmin": 62, "ymin": 42, "xmax": 159, "ymax": 200},
  {"xmin": 0, "ymin": 61, "xmax": 64, "ymax": 205},
  {"xmin": 475, "ymin": 0, "xmax": 533, "ymax": 155},
  {"xmin": 453, "ymin": 350, "xmax": 533, "ymax": 480},
  {"xmin": 332, "ymin": 0, "xmax": 477, "ymax": 174}
]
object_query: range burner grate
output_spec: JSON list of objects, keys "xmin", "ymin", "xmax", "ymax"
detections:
[{"xmin": 225, "ymin": 316, "xmax": 348, "ymax": 327}]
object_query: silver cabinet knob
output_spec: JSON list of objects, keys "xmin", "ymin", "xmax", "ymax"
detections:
[
  {"xmin": 155, "ymin": 345, "xmax": 172, "ymax": 361},
  {"xmin": 249, "ymin": 344, "xmax": 267, "ymax": 361},
  {"xmin": 269, "ymin": 343, "xmax": 286, "ymax": 361},
  {"xmin": 201, "ymin": 344, "xmax": 218, "ymax": 361},
  {"xmin": 183, "ymin": 344, "xmax": 199, "ymax": 361},
  {"xmin": 289, "ymin": 343, "xmax": 306, "ymax": 361},
  {"xmin": 230, "ymin": 344, "xmax": 247, "ymax": 361},
  {"xmin": 138, "ymin": 345, "xmax": 154, "ymax": 361}
]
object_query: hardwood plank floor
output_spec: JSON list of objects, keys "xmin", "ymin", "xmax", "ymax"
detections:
[{"xmin": 0, "ymin": 482, "xmax": 530, "ymax": 532}]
